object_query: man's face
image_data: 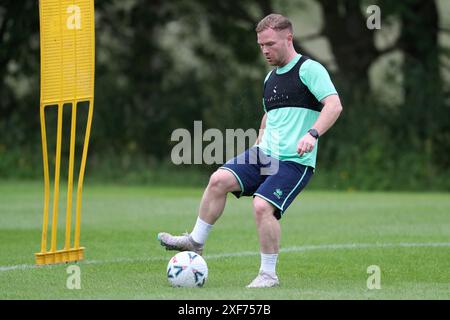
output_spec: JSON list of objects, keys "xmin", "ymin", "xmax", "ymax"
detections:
[{"xmin": 257, "ymin": 28, "xmax": 292, "ymax": 66}]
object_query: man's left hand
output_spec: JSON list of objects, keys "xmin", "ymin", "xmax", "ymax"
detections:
[{"xmin": 297, "ymin": 133, "xmax": 317, "ymax": 156}]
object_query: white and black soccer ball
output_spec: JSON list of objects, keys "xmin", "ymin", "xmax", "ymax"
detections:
[{"xmin": 166, "ymin": 251, "xmax": 208, "ymax": 288}]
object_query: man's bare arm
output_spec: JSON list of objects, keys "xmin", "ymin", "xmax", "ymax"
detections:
[
  {"xmin": 297, "ymin": 94, "xmax": 343, "ymax": 156},
  {"xmin": 255, "ymin": 113, "xmax": 267, "ymax": 145},
  {"xmin": 311, "ymin": 94, "xmax": 343, "ymax": 137}
]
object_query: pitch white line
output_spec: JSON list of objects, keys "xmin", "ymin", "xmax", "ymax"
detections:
[{"xmin": 1, "ymin": 242, "xmax": 449, "ymax": 272}]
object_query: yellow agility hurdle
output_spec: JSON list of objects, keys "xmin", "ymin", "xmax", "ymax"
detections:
[{"xmin": 36, "ymin": 0, "xmax": 95, "ymax": 265}]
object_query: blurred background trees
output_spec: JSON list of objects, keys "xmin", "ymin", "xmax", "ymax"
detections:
[{"xmin": 0, "ymin": 0, "xmax": 449, "ymax": 190}]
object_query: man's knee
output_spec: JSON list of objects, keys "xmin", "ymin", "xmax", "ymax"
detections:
[
  {"xmin": 253, "ymin": 196, "xmax": 275, "ymax": 218},
  {"xmin": 208, "ymin": 169, "xmax": 239, "ymax": 193}
]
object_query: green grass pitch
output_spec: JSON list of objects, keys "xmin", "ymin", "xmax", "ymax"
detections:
[{"xmin": 0, "ymin": 181, "xmax": 449, "ymax": 299}]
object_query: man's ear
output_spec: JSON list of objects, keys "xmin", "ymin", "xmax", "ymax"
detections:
[{"xmin": 286, "ymin": 32, "xmax": 293, "ymax": 42}]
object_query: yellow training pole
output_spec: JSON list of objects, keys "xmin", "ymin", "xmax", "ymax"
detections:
[
  {"xmin": 50, "ymin": 103, "xmax": 64, "ymax": 255},
  {"xmin": 74, "ymin": 100, "xmax": 94, "ymax": 249},
  {"xmin": 64, "ymin": 101, "xmax": 77, "ymax": 251},
  {"xmin": 39, "ymin": 104, "xmax": 51, "ymax": 255},
  {"xmin": 36, "ymin": 0, "xmax": 95, "ymax": 265}
]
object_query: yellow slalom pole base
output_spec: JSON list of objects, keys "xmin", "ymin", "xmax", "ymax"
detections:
[{"xmin": 35, "ymin": 247, "xmax": 85, "ymax": 265}]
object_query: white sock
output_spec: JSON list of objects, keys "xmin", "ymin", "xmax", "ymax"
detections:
[
  {"xmin": 260, "ymin": 253, "xmax": 278, "ymax": 276},
  {"xmin": 190, "ymin": 217, "xmax": 213, "ymax": 245}
]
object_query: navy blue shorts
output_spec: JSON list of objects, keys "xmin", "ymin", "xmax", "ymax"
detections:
[{"xmin": 220, "ymin": 147, "xmax": 314, "ymax": 220}]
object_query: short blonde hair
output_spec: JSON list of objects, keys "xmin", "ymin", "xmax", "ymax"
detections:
[{"xmin": 255, "ymin": 14, "xmax": 293, "ymax": 33}]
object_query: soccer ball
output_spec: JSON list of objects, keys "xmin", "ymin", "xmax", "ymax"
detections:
[{"xmin": 166, "ymin": 251, "xmax": 208, "ymax": 288}]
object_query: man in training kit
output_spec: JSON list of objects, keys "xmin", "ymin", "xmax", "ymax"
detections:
[{"xmin": 158, "ymin": 13, "xmax": 343, "ymax": 288}]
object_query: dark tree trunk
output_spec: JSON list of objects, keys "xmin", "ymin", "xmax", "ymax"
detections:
[
  {"xmin": 317, "ymin": 0, "xmax": 379, "ymax": 99},
  {"xmin": 398, "ymin": 0, "xmax": 444, "ymax": 171},
  {"xmin": 399, "ymin": 0, "xmax": 442, "ymax": 133}
]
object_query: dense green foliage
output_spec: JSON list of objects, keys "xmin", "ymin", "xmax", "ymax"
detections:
[{"xmin": 0, "ymin": 0, "xmax": 449, "ymax": 190}]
